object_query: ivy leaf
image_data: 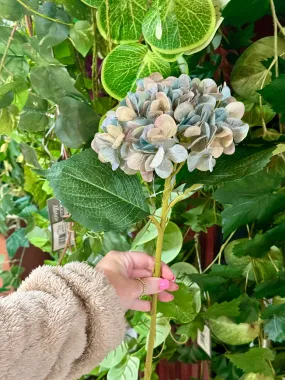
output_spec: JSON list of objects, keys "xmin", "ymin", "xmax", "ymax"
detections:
[
  {"xmin": 55, "ymin": 96, "xmax": 100, "ymax": 148},
  {"xmin": 214, "ymin": 170, "xmax": 285, "ymax": 237},
  {"xmin": 180, "ymin": 145, "xmax": 276, "ymax": 186},
  {"xmin": 233, "ymin": 223, "xmax": 285, "ymax": 258},
  {"xmin": 102, "ymin": 44, "xmax": 170, "ymax": 100},
  {"xmin": 226, "ymin": 24, "xmax": 255, "ymax": 49},
  {"xmin": 231, "ymin": 37, "xmax": 285, "ymax": 103},
  {"xmin": 178, "ymin": 345, "xmax": 209, "ymax": 364},
  {"xmin": 235, "ymin": 295, "xmax": 260, "ymax": 324},
  {"xmin": 6, "ymin": 228, "xmax": 30, "ymax": 258},
  {"xmin": 142, "ymin": 0, "xmax": 216, "ymax": 54},
  {"xmin": 176, "ymin": 316, "xmax": 204, "ymax": 341},
  {"xmin": 203, "ymin": 298, "xmax": 241, "ymax": 319},
  {"xmin": 259, "ymin": 75, "xmax": 285, "ymax": 121},
  {"xmin": 35, "ymin": 3, "xmax": 70, "ymax": 49},
  {"xmin": 24, "ymin": 166, "xmax": 53, "ymax": 209},
  {"xmin": 254, "ymin": 271, "xmax": 285, "ymax": 299},
  {"xmin": 187, "ymin": 273, "xmax": 227, "ymax": 292},
  {"xmin": 183, "ymin": 199, "xmax": 219, "ymax": 233},
  {"xmin": 53, "ymin": 0, "xmax": 89, "ymax": 20},
  {"xmin": 209, "ymin": 264, "xmax": 243, "ymax": 279},
  {"xmin": 107, "ymin": 356, "xmax": 140, "ymax": 380},
  {"xmin": 262, "ymin": 304, "xmax": 285, "ymax": 343},
  {"xmin": 97, "ymin": 0, "xmax": 147, "ymax": 44},
  {"xmin": 226, "ymin": 348, "xmax": 275, "ymax": 376},
  {"xmin": 212, "ymin": 355, "xmax": 243, "ymax": 380},
  {"xmin": 222, "ymin": 0, "xmax": 270, "ymax": 26},
  {"xmin": 70, "ymin": 21, "xmax": 93, "ymax": 57},
  {"xmin": 47, "ymin": 149, "xmax": 149, "ymax": 232},
  {"xmin": 157, "ymin": 283, "xmax": 199, "ymax": 323},
  {"xmin": 19, "ymin": 93, "xmax": 49, "ymax": 132},
  {"xmin": 30, "ymin": 65, "xmax": 81, "ymax": 103}
]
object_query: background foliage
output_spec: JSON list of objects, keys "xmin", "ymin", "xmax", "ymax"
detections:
[{"xmin": 0, "ymin": 0, "xmax": 285, "ymax": 379}]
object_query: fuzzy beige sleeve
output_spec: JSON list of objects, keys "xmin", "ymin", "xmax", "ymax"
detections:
[{"xmin": 0, "ymin": 263, "xmax": 126, "ymax": 380}]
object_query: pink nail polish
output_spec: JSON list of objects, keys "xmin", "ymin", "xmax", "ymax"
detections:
[{"xmin": 159, "ymin": 279, "xmax": 170, "ymax": 290}]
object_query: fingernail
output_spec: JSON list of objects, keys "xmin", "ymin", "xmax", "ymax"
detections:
[
  {"xmin": 172, "ymin": 276, "xmax": 176, "ymax": 282},
  {"xmin": 159, "ymin": 279, "xmax": 170, "ymax": 290}
]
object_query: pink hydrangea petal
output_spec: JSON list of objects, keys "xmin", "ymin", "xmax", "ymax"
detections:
[
  {"xmin": 127, "ymin": 151, "xmax": 145, "ymax": 170},
  {"xmin": 225, "ymin": 102, "xmax": 245, "ymax": 119},
  {"xmin": 154, "ymin": 114, "xmax": 177, "ymax": 138},
  {"xmin": 116, "ymin": 106, "xmax": 137, "ymax": 122}
]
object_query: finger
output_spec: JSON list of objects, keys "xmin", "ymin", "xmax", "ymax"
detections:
[
  {"xmin": 131, "ymin": 269, "xmax": 153, "ymax": 278},
  {"xmin": 158, "ymin": 291, "xmax": 174, "ymax": 303},
  {"xmin": 131, "ymin": 299, "xmax": 151, "ymax": 312},
  {"xmin": 132, "ymin": 277, "xmax": 179, "ymax": 298},
  {"xmin": 128, "ymin": 251, "xmax": 174, "ymax": 280}
]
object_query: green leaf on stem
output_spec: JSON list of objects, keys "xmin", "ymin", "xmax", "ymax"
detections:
[
  {"xmin": 183, "ymin": 198, "xmax": 219, "ymax": 233},
  {"xmin": 161, "ymin": 221, "xmax": 183, "ymax": 264},
  {"xmin": 6, "ymin": 228, "xmax": 29, "ymax": 258},
  {"xmin": 102, "ymin": 44, "xmax": 170, "ymax": 100},
  {"xmin": 262, "ymin": 304, "xmax": 285, "ymax": 343},
  {"xmin": 176, "ymin": 315, "xmax": 204, "ymax": 341},
  {"xmin": 107, "ymin": 356, "xmax": 140, "ymax": 380},
  {"xmin": 259, "ymin": 75, "xmax": 285, "ymax": 121},
  {"xmin": 55, "ymin": 96, "xmax": 100, "ymax": 148},
  {"xmin": 222, "ymin": 0, "xmax": 269, "ymax": 26},
  {"xmin": 203, "ymin": 298, "xmax": 241, "ymax": 319},
  {"xmin": 100, "ymin": 341, "xmax": 128, "ymax": 369},
  {"xmin": 47, "ymin": 149, "xmax": 149, "ymax": 232},
  {"xmin": 30, "ymin": 65, "xmax": 81, "ymax": 103},
  {"xmin": 157, "ymin": 283, "xmax": 200, "ymax": 323},
  {"xmin": 0, "ymin": 105, "xmax": 19, "ymax": 135},
  {"xmin": 0, "ymin": 0, "xmax": 23, "ymax": 21},
  {"xmin": 34, "ymin": 3, "xmax": 70, "ymax": 49},
  {"xmin": 233, "ymin": 224, "xmax": 285, "ymax": 258},
  {"xmin": 19, "ymin": 93, "xmax": 49, "ymax": 132},
  {"xmin": 209, "ymin": 264, "xmax": 243, "ymax": 279},
  {"xmin": 187, "ymin": 273, "xmax": 227, "ymax": 292},
  {"xmin": 225, "ymin": 348, "xmax": 275, "ymax": 377},
  {"xmin": 254, "ymin": 271, "xmax": 285, "ymax": 299},
  {"xmin": 70, "ymin": 21, "xmax": 93, "ymax": 57},
  {"xmin": 214, "ymin": 170, "xmax": 285, "ymax": 237}
]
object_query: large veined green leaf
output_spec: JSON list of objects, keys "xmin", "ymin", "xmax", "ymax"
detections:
[
  {"xmin": 0, "ymin": 0, "xmax": 23, "ymax": 21},
  {"xmin": 47, "ymin": 149, "xmax": 149, "ymax": 232},
  {"xmin": 153, "ymin": 49, "xmax": 183, "ymax": 63},
  {"xmin": 184, "ymin": 0, "xmax": 230, "ymax": 55},
  {"xmin": 209, "ymin": 316, "xmax": 260, "ymax": 345},
  {"xmin": 142, "ymin": 0, "xmax": 216, "ymax": 54},
  {"xmin": 30, "ymin": 65, "xmax": 81, "ymax": 103},
  {"xmin": 97, "ymin": 0, "xmax": 147, "ymax": 44},
  {"xmin": 231, "ymin": 37, "xmax": 285, "ymax": 103},
  {"xmin": 54, "ymin": 97, "xmax": 100, "ymax": 148},
  {"xmin": 19, "ymin": 93, "xmax": 49, "ymax": 132},
  {"xmin": 102, "ymin": 44, "xmax": 171, "ymax": 100},
  {"xmin": 107, "ymin": 356, "xmax": 139, "ymax": 380},
  {"xmin": 34, "ymin": 3, "xmax": 70, "ymax": 49}
]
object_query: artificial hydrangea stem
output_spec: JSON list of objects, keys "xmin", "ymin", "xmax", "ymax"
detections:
[{"xmin": 144, "ymin": 175, "xmax": 173, "ymax": 380}]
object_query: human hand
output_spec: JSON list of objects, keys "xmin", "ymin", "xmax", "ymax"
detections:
[{"xmin": 96, "ymin": 251, "xmax": 179, "ymax": 312}]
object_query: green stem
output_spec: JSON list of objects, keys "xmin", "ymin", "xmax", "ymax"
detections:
[
  {"xmin": 270, "ymin": 0, "xmax": 279, "ymax": 78},
  {"xmin": 16, "ymin": 0, "xmax": 73, "ymax": 26},
  {"xmin": 144, "ymin": 176, "xmax": 173, "ymax": 380},
  {"xmin": 0, "ymin": 22, "xmax": 18, "ymax": 80},
  {"xmin": 91, "ymin": 8, "xmax": 99, "ymax": 105}
]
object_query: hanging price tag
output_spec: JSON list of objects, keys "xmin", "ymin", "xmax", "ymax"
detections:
[
  {"xmin": 47, "ymin": 198, "xmax": 74, "ymax": 251},
  {"xmin": 197, "ymin": 325, "xmax": 211, "ymax": 357}
]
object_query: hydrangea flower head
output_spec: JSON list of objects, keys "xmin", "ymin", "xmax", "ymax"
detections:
[{"xmin": 92, "ymin": 73, "xmax": 249, "ymax": 182}]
